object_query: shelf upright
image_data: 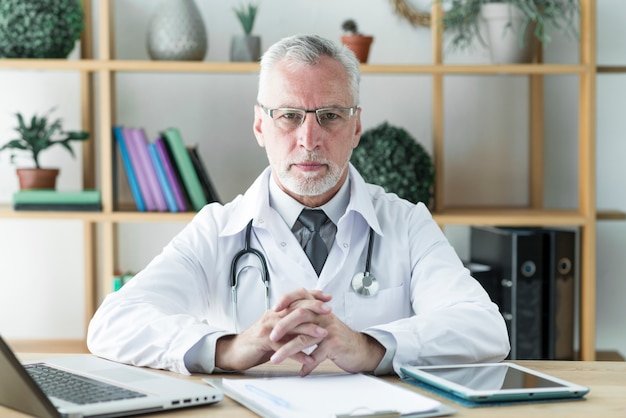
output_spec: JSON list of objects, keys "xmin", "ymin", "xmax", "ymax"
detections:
[
  {"xmin": 98, "ymin": 0, "xmax": 118, "ymax": 305},
  {"xmin": 80, "ymin": 0, "xmax": 97, "ymax": 336},
  {"xmin": 578, "ymin": 0, "xmax": 597, "ymax": 361},
  {"xmin": 431, "ymin": 3, "xmax": 444, "ymax": 213}
]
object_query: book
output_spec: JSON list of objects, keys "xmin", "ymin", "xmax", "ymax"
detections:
[
  {"xmin": 13, "ymin": 190, "xmax": 101, "ymax": 205},
  {"xmin": 187, "ymin": 145, "xmax": 220, "ymax": 204},
  {"xmin": 13, "ymin": 203, "xmax": 102, "ymax": 211},
  {"xmin": 131, "ymin": 128, "xmax": 168, "ymax": 212},
  {"xmin": 470, "ymin": 226, "xmax": 545, "ymax": 360},
  {"xmin": 542, "ymin": 228, "xmax": 578, "ymax": 360},
  {"xmin": 123, "ymin": 127, "xmax": 156, "ymax": 211},
  {"xmin": 148, "ymin": 142, "xmax": 178, "ymax": 212},
  {"xmin": 155, "ymin": 136, "xmax": 187, "ymax": 212},
  {"xmin": 161, "ymin": 127, "xmax": 208, "ymax": 211},
  {"xmin": 112, "ymin": 125, "xmax": 145, "ymax": 211}
]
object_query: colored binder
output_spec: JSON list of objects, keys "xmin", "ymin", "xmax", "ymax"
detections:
[
  {"xmin": 161, "ymin": 127, "xmax": 208, "ymax": 212},
  {"xmin": 132, "ymin": 128, "xmax": 168, "ymax": 212},
  {"xmin": 187, "ymin": 145, "xmax": 220, "ymax": 204},
  {"xmin": 470, "ymin": 226, "xmax": 545, "ymax": 360},
  {"xmin": 148, "ymin": 142, "xmax": 178, "ymax": 212},
  {"xmin": 542, "ymin": 228, "xmax": 578, "ymax": 360},
  {"xmin": 112, "ymin": 125, "xmax": 145, "ymax": 211},
  {"xmin": 155, "ymin": 137, "xmax": 188, "ymax": 212},
  {"xmin": 123, "ymin": 127, "xmax": 156, "ymax": 211}
]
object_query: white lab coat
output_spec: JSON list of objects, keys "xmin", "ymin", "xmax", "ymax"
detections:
[{"xmin": 87, "ymin": 166, "xmax": 510, "ymax": 375}]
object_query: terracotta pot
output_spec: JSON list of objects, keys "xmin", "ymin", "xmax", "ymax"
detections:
[
  {"xmin": 16, "ymin": 168, "xmax": 59, "ymax": 190},
  {"xmin": 341, "ymin": 35, "xmax": 374, "ymax": 63}
]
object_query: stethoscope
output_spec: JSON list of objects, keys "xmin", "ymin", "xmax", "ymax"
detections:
[{"xmin": 230, "ymin": 220, "xmax": 379, "ymax": 332}]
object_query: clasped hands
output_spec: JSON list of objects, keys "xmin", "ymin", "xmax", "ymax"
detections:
[{"xmin": 215, "ymin": 287, "xmax": 385, "ymax": 376}]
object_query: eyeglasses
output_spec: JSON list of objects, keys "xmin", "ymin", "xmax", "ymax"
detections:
[{"xmin": 258, "ymin": 103, "xmax": 358, "ymax": 131}]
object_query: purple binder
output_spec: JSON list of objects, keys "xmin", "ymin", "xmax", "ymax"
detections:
[
  {"xmin": 123, "ymin": 127, "xmax": 156, "ymax": 211},
  {"xmin": 132, "ymin": 128, "xmax": 167, "ymax": 212},
  {"xmin": 155, "ymin": 137, "xmax": 188, "ymax": 212}
]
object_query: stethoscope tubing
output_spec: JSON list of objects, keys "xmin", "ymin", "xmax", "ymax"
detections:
[{"xmin": 229, "ymin": 219, "xmax": 377, "ymax": 332}]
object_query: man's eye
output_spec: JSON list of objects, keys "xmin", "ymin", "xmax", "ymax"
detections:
[
  {"xmin": 281, "ymin": 112, "xmax": 303, "ymax": 120},
  {"xmin": 319, "ymin": 111, "xmax": 341, "ymax": 121}
]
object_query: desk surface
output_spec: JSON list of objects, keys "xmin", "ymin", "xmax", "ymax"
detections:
[{"xmin": 6, "ymin": 356, "xmax": 626, "ymax": 417}]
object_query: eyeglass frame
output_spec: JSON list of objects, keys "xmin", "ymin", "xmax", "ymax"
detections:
[{"xmin": 257, "ymin": 102, "xmax": 359, "ymax": 130}]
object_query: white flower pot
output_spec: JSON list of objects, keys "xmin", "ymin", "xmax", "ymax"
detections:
[{"xmin": 481, "ymin": 3, "xmax": 534, "ymax": 64}]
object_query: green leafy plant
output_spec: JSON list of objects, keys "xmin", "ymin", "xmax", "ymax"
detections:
[
  {"xmin": 0, "ymin": 0, "xmax": 85, "ymax": 58},
  {"xmin": 233, "ymin": 3, "xmax": 259, "ymax": 36},
  {"xmin": 351, "ymin": 122, "xmax": 434, "ymax": 206},
  {"xmin": 439, "ymin": 0, "xmax": 579, "ymax": 51},
  {"xmin": 342, "ymin": 19, "xmax": 361, "ymax": 35},
  {"xmin": 0, "ymin": 109, "xmax": 89, "ymax": 168}
]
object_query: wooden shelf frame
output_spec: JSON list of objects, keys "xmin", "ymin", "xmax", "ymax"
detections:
[{"xmin": 0, "ymin": 0, "xmax": 608, "ymax": 359}]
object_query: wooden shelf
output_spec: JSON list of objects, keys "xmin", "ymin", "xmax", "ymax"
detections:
[
  {"xmin": 0, "ymin": 59, "xmax": 590, "ymax": 76},
  {"xmin": 597, "ymin": 66, "xmax": 626, "ymax": 73},
  {"xmin": 4, "ymin": 205, "xmax": 621, "ymax": 224},
  {"xmin": 3, "ymin": 0, "xmax": 604, "ymax": 362}
]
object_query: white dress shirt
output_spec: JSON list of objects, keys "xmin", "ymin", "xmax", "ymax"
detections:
[{"xmin": 87, "ymin": 164, "xmax": 510, "ymax": 376}]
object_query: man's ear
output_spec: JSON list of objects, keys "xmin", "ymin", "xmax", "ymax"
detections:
[
  {"xmin": 352, "ymin": 108, "xmax": 363, "ymax": 149},
  {"xmin": 253, "ymin": 105, "xmax": 265, "ymax": 147}
]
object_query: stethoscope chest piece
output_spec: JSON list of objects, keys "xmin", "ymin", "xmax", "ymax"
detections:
[{"xmin": 351, "ymin": 272, "xmax": 379, "ymax": 297}]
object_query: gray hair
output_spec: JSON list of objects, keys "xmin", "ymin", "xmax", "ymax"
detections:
[{"xmin": 257, "ymin": 34, "xmax": 361, "ymax": 105}]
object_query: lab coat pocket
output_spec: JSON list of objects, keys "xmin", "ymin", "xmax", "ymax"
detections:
[{"xmin": 343, "ymin": 284, "xmax": 408, "ymax": 331}]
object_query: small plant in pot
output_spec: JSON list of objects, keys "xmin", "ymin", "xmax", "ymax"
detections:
[
  {"xmin": 0, "ymin": 109, "xmax": 89, "ymax": 190},
  {"xmin": 341, "ymin": 19, "xmax": 374, "ymax": 64},
  {"xmin": 230, "ymin": 2, "xmax": 261, "ymax": 62}
]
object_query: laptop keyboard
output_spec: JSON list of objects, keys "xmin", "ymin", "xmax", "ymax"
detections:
[{"xmin": 25, "ymin": 363, "xmax": 147, "ymax": 405}]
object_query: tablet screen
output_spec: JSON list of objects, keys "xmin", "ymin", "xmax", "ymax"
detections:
[{"xmin": 416, "ymin": 364, "xmax": 567, "ymax": 391}]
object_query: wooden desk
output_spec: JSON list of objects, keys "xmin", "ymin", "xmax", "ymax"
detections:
[{"xmin": 5, "ymin": 356, "xmax": 626, "ymax": 417}]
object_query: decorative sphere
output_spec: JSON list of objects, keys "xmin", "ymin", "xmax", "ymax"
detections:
[{"xmin": 0, "ymin": 0, "xmax": 84, "ymax": 58}]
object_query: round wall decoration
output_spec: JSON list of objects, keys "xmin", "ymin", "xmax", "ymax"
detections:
[{"xmin": 390, "ymin": 0, "xmax": 431, "ymax": 27}]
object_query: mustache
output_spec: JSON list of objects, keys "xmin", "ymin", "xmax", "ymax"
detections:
[{"xmin": 287, "ymin": 152, "xmax": 329, "ymax": 165}]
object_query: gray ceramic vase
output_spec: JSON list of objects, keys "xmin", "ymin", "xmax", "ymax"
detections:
[{"xmin": 147, "ymin": 0, "xmax": 208, "ymax": 61}]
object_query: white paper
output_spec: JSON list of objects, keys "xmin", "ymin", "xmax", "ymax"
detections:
[{"xmin": 222, "ymin": 373, "xmax": 441, "ymax": 418}]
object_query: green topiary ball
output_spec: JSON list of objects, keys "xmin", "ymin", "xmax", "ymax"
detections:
[
  {"xmin": 351, "ymin": 121, "xmax": 434, "ymax": 206},
  {"xmin": 0, "ymin": 0, "xmax": 84, "ymax": 58}
]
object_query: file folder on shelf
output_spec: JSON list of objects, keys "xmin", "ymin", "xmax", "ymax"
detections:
[
  {"xmin": 542, "ymin": 228, "xmax": 578, "ymax": 360},
  {"xmin": 470, "ymin": 226, "xmax": 544, "ymax": 360}
]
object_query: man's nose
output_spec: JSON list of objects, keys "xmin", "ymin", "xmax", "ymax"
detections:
[{"xmin": 297, "ymin": 114, "xmax": 323, "ymax": 150}]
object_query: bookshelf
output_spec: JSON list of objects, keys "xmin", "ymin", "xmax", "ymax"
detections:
[{"xmin": 0, "ymin": 0, "xmax": 615, "ymax": 360}]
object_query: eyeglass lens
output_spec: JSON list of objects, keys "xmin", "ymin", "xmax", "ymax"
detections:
[{"xmin": 266, "ymin": 106, "xmax": 355, "ymax": 130}]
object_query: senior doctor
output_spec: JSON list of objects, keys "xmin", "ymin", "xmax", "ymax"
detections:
[{"xmin": 87, "ymin": 34, "xmax": 510, "ymax": 377}]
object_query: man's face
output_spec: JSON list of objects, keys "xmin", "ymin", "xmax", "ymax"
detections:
[{"xmin": 253, "ymin": 56, "xmax": 362, "ymax": 207}]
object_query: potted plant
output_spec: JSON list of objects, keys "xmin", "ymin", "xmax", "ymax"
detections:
[
  {"xmin": 350, "ymin": 122, "xmax": 434, "ymax": 207},
  {"xmin": 0, "ymin": 109, "xmax": 89, "ymax": 190},
  {"xmin": 230, "ymin": 2, "xmax": 261, "ymax": 62},
  {"xmin": 341, "ymin": 19, "xmax": 374, "ymax": 64},
  {"xmin": 439, "ymin": 0, "xmax": 579, "ymax": 63},
  {"xmin": 0, "ymin": 0, "xmax": 85, "ymax": 58}
]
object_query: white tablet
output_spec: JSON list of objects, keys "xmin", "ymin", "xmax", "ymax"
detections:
[{"xmin": 400, "ymin": 362, "xmax": 589, "ymax": 403}]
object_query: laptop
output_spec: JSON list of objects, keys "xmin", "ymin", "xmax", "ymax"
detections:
[{"xmin": 0, "ymin": 335, "xmax": 223, "ymax": 417}]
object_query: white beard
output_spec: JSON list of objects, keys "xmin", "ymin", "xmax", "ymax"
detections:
[{"xmin": 273, "ymin": 151, "xmax": 351, "ymax": 197}]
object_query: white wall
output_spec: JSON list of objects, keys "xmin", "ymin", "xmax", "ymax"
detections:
[{"xmin": 0, "ymin": 1, "xmax": 624, "ymax": 357}]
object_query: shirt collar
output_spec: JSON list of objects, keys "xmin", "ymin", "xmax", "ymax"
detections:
[
  {"xmin": 268, "ymin": 171, "xmax": 350, "ymax": 228},
  {"xmin": 220, "ymin": 164, "xmax": 382, "ymax": 236}
]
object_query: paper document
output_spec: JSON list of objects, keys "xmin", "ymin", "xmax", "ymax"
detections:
[{"xmin": 221, "ymin": 373, "xmax": 443, "ymax": 418}]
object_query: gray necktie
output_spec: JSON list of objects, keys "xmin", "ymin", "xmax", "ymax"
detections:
[{"xmin": 298, "ymin": 209, "xmax": 329, "ymax": 275}]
